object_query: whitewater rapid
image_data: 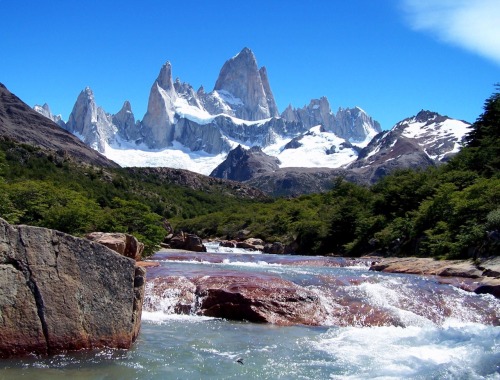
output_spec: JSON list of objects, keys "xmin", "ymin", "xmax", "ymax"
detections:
[{"xmin": 2, "ymin": 245, "xmax": 498, "ymax": 379}]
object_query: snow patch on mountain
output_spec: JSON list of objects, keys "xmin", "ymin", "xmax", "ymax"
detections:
[
  {"xmin": 402, "ymin": 118, "xmax": 470, "ymax": 160},
  {"xmin": 263, "ymin": 125, "xmax": 358, "ymax": 168},
  {"xmin": 104, "ymin": 139, "xmax": 226, "ymax": 175}
]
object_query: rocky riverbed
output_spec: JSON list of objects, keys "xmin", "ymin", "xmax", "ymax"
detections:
[{"xmin": 369, "ymin": 256, "xmax": 500, "ymax": 298}]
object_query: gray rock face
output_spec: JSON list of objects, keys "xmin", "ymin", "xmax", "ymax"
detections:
[
  {"xmin": 33, "ymin": 103, "xmax": 66, "ymax": 129},
  {"xmin": 174, "ymin": 79, "xmax": 204, "ymax": 109},
  {"xmin": 210, "ymin": 145, "xmax": 280, "ymax": 181},
  {"xmin": 282, "ymin": 97, "xmax": 335, "ymax": 131},
  {"xmin": 0, "ymin": 218, "xmax": 144, "ymax": 357},
  {"xmin": 66, "ymin": 87, "xmax": 116, "ymax": 153},
  {"xmin": 281, "ymin": 98, "xmax": 381, "ymax": 143},
  {"xmin": 259, "ymin": 66, "xmax": 279, "ymax": 118},
  {"xmin": 174, "ymin": 117, "xmax": 231, "ymax": 154},
  {"xmin": 334, "ymin": 107, "xmax": 382, "ymax": 142},
  {"xmin": 0, "ymin": 83, "xmax": 117, "ymax": 168},
  {"xmin": 113, "ymin": 101, "xmax": 139, "ymax": 141},
  {"xmin": 213, "ymin": 47, "xmax": 279, "ymax": 121},
  {"xmin": 140, "ymin": 62, "xmax": 177, "ymax": 148}
]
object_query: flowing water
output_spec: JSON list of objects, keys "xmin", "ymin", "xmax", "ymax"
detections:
[{"xmin": 1, "ymin": 243, "xmax": 499, "ymax": 379}]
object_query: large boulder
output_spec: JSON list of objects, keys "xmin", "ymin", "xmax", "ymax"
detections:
[
  {"xmin": 144, "ymin": 272, "xmax": 327, "ymax": 326},
  {"xmin": 264, "ymin": 242, "xmax": 285, "ymax": 254},
  {"xmin": 85, "ymin": 232, "xmax": 144, "ymax": 261},
  {"xmin": 167, "ymin": 231, "xmax": 206, "ymax": 252},
  {"xmin": 0, "ymin": 218, "xmax": 145, "ymax": 358}
]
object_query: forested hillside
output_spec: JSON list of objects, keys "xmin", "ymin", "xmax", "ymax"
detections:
[
  {"xmin": 178, "ymin": 87, "xmax": 500, "ymax": 258},
  {"xmin": 1, "ymin": 88, "xmax": 498, "ymax": 259},
  {"xmin": 0, "ymin": 139, "xmax": 258, "ymax": 255}
]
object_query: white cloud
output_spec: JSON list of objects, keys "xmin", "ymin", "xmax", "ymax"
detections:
[{"xmin": 402, "ymin": 0, "xmax": 500, "ymax": 65}]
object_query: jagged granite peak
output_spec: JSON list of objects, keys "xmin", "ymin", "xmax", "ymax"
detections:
[
  {"xmin": 33, "ymin": 102, "xmax": 52, "ymax": 117},
  {"xmin": 281, "ymin": 104, "xmax": 296, "ymax": 122},
  {"xmin": 157, "ymin": 61, "xmax": 175, "ymax": 91},
  {"xmin": 210, "ymin": 145, "xmax": 280, "ymax": 182},
  {"xmin": 66, "ymin": 87, "xmax": 116, "ymax": 153},
  {"xmin": 213, "ymin": 47, "xmax": 278, "ymax": 120},
  {"xmin": 112, "ymin": 100, "xmax": 139, "ymax": 141},
  {"xmin": 0, "ymin": 82, "xmax": 117, "ymax": 168},
  {"xmin": 333, "ymin": 106, "xmax": 382, "ymax": 143},
  {"xmin": 259, "ymin": 66, "xmax": 279, "ymax": 118},
  {"xmin": 414, "ymin": 109, "xmax": 444, "ymax": 123},
  {"xmin": 174, "ymin": 78, "xmax": 203, "ymax": 109},
  {"xmin": 140, "ymin": 61, "xmax": 178, "ymax": 148},
  {"xmin": 33, "ymin": 102, "xmax": 66, "ymax": 128},
  {"xmin": 281, "ymin": 99, "xmax": 381, "ymax": 144},
  {"xmin": 281, "ymin": 97, "xmax": 334, "ymax": 130}
]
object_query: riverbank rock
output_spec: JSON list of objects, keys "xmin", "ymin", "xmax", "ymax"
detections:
[
  {"xmin": 263, "ymin": 242, "xmax": 285, "ymax": 254},
  {"xmin": 0, "ymin": 218, "xmax": 145, "ymax": 358},
  {"xmin": 165, "ymin": 231, "xmax": 206, "ymax": 252},
  {"xmin": 219, "ymin": 240, "xmax": 237, "ymax": 248},
  {"xmin": 236, "ymin": 238, "xmax": 265, "ymax": 251},
  {"xmin": 370, "ymin": 257, "xmax": 500, "ymax": 298},
  {"xmin": 144, "ymin": 272, "xmax": 327, "ymax": 326},
  {"xmin": 85, "ymin": 232, "xmax": 144, "ymax": 261},
  {"xmin": 370, "ymin": 258, "xmax": 482, "ymax": 277}
]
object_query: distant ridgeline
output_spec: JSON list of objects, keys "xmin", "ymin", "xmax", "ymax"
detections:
[
  {"xmin": 2, "ymin": 71, "xmax": 498, "ymax": 260},
  {"xmin": 33, "ymin": 48, "xmax": 471, "ymax": 194}
]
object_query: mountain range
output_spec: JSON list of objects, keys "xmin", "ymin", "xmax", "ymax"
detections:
[
  {"xmin": 0, "ymin": 83, "xmax": 116, "ymax": 168},
  {"xmin": 30, "ymin": 47, "xmax": 471, "ymax": 195}
]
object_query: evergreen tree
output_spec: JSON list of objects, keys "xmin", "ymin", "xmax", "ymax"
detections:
[{"xmin": 461, "ymin": 84, "xmax": 500, "ymax": 176}]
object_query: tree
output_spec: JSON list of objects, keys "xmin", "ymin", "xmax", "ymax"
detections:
[{"xmin": 460, "ymin": 84, "xmax": 500, "ymax": 176}]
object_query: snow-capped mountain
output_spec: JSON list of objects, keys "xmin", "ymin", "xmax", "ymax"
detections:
[
  {"xmin": 281, "ymin": 98, "xmax": 380, "ymax": 144},
  {"xmin": 32, "ymin": 48, "xmax": 471, "ymax": 193},
  {"xmin": 263, "ymin": 125, "xmax": 361, "ymax": 169},
  {"xmin": 65, "ymin": 87, "xmax": 118, "ymax": 152},
  {"xmin": 34, "ymin": 48, "xmax": 381, "ymax": 175},
  {"xmin": 210, "ymin": 110, "xmax": 471, "ymax": 194},
  {"xmin": 348, "ymin": 110, "xmax": 472, "ymax": 183}
]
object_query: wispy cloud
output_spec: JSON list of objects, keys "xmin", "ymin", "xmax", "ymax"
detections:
[{"xmin": 402, "ymin": 0, "xmax": 500, "ymax": 65}]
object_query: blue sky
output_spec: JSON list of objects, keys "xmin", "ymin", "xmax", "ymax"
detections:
[{"xmin": 1, "ymin": 0, "xmax": 499, "ymax": 130}]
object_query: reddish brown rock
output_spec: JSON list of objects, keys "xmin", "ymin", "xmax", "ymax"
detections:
[
  {"xmin": 236, "ymin": 238, "xmax": 265, "ymax": 251},
  {"xmin": 85, "ymin": 232, "xmax": 145, "ymax": 261},
  {"xmin": 370, "ymin": 257, "xmax": 482, "ymax": 277},
  {"xmin": 219, "ymin": 240, "xmax": 237, "ymax": 248},
  {"xmin": 194, "ymin": 273, "xmax": 326, "ymax": 325},
  {"xmin": 263, "ymin": 242, "xmax": 285, "ymax": 254},
  {"xmin": 143, "ymin": 272, "xmax": 327, "ymax": 326},
  {"xmin": 167, "ymin": 231, "xmax": 206, "ymax": 252},
  {"xmin": 370, "ymin": 257, "xmax": 500, "ymax": 298},
  {"xmin": 0, "ymin": 218, "xmax": 145, "ymax": 358}
]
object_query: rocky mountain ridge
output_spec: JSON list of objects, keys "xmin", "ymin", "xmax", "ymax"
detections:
[
  {"xmin": 34, "ymin": 48, "xmax": 382, "ymax": 172},
  {"xmin": 348, "ymin": 110, "xmax": 471, "ymax": 183},
  {"xmin": 30, "ymin": 48, "xmax": 471, "ymax": 194},
  {"xmin": 0, "ymin": 83, "xmax": 117, "ymax": 168},
  {"xmin": 211, "ymin": 110, "xmax": 471, "ymax": 195}
]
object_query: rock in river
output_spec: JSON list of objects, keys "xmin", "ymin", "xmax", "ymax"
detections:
[
  {"xmin": 145, "ymin": 271, "xmax": 327, "ymax": 326},
  {"xmin": 0, "ymin": 218, "xmax": 145, "ymax": 358}
]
